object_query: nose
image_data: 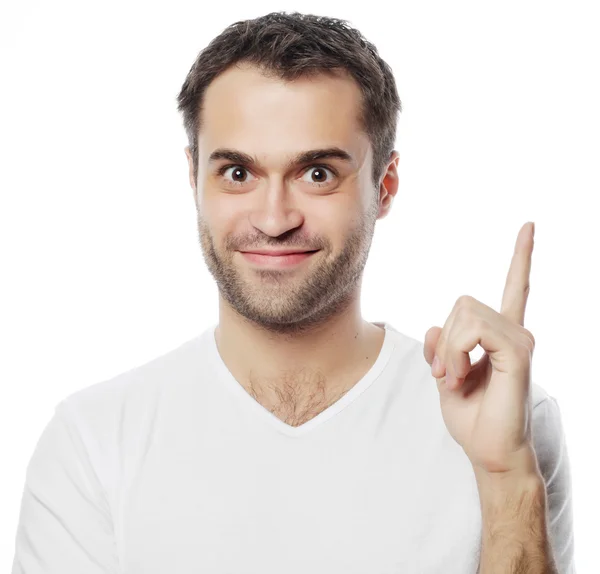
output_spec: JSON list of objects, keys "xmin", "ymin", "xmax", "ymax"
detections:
[{"xmin": 247, "ymin": 181, "xmax": 306, "ymax": 238}]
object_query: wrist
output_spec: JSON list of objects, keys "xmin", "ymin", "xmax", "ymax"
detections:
[{"xmin": 472, "ymin": 444, "xmax": 542, "ymax": 485}]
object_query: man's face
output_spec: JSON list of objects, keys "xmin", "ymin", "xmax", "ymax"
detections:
[{"xmin": 186, "ymin": 63, "xmax": 394, "ymax": 334}]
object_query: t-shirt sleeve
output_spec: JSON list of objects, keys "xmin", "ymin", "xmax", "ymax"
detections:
[
  {"xmin": 532, "ymin": 396, "xmax": 576, "ymax": 574},
  {"xmin": 10, "ymin": 401, "xmax": 120, "ymax": 574}
]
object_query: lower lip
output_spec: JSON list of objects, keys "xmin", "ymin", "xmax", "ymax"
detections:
[{"xmin": 240, "ymin": 250, "xmax": 318, "ymax": 267}]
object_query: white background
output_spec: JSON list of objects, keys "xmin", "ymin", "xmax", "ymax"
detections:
[{"xmin": 1, "ymin": 0, "xmax": 598, "ymax": 571}]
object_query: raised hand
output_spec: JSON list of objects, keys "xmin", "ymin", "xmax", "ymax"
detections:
[{"xmin": 423, "ymin": 222, "xmax": 539, "ymax": 476}]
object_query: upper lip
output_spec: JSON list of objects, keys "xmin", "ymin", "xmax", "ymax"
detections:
[{"xmin": 240, "ymin": 249, "xmax": 318, "ymax": 255}]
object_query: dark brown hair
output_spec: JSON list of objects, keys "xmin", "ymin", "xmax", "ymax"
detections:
[{"xmin": 176, "ymin": 11, "xmax": 402, "ymax": 192}]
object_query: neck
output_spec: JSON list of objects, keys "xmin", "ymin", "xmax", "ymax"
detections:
[{"xmin": 214, "ymin": 298, "xmax": 385, "ymax": 401}]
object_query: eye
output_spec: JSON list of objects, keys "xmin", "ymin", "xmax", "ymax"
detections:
[
  {"xmin": 218, "ymin": 165, "xmax": 257, "ymax": 187},
  {"xmin": 216, "ymin": 164, "xmax": 338, "ymax": 188},
  {"xmin": 300, "ymin": 165, "xmax": 337, "ymax": 187}
]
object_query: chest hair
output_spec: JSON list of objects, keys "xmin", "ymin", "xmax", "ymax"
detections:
[{"xmin": 244, "ymin": 370, "xmax": 353, "ymax": 427}]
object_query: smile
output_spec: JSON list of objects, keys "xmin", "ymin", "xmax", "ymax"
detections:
[{"xmin": 239, "ymin": 250, "xmax": 319, "ymax": 268}]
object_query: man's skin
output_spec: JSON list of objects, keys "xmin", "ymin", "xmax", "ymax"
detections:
[{"xmin": 184, "ymin": 62, "xmax": 400, "ymax": 427}]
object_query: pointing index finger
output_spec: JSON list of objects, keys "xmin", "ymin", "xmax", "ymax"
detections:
[{"xmin": 500, "ymin": 221, "xmax": 535, "ymax": 326}]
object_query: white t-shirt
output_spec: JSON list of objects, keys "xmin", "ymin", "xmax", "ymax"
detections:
[{"xmin": 11, "ymin": 321, "xmax": 576, "ymax": 573}]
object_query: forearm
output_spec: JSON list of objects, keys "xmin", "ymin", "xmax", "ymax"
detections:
[{"xmin": 475, "ymin": 469, "xmax": 559, "ymax": 574}]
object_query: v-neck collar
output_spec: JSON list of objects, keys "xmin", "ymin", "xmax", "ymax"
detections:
[{"xmin": 204, "ymin": 321, "xmax": 396, "ymax": 438}]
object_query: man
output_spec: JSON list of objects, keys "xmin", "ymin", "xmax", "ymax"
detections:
[{"xmin": 11, "ymin": 11, "xmax": 575, "ymax": 574}]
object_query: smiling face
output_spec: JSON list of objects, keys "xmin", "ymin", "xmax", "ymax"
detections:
[{"xmin": 185, "ymin": 62, "xmax": 398, "ymax": 335}]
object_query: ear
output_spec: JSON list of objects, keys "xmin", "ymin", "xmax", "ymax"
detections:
[
  {"xmin": 376, "ymin": 150, "xmax": 400, "ymax": 220},
  {"xmin": 184, "ymin": 146, "xmax": 196, "ymax": 194}
]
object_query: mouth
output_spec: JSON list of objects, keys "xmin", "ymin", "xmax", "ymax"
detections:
[{"xmin": 239, "ymin": 250, "xmax": 320, "ymax": 268}]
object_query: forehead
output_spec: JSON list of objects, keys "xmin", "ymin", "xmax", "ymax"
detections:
[{"xmin": 199, "ymin": 63, "xmax": 369, "ymax": 159}]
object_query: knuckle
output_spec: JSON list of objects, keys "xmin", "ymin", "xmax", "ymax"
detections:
[
  {"xmin": 521, "ymin": 327, "xmax": 536, "ymax": 351},
  {"xmin": 456, "ymin": 294, "xmax": 473, "ymax": 308}
]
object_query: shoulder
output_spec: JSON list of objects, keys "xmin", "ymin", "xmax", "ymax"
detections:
[
  {"xmin": 529, "ymin": 386, "xmax": 576, "ymax": 572},
  {"xmin": 530, "ymin": 382, "xmax": 567, "ymax": 460},
  {"xmin": 58, "ymin": 333, "xmax": 205, "ymax": 418},
  {"xmin": 53, "ymin": 333, "xmax": 206, "ymax": 489},
  {"xmin": 530, "ymin": 384, "xmax": 568, "ymax": 474},
  {"xmin": 532, "ymin": 382, "xmax": 554, "ymax": 411}
]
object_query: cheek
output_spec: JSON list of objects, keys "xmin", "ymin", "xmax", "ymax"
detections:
[
  {"xmin": 308, "ymin": 207, "xmax": 364, "ymax": 255},
  {"xmin": 198, "ymin": 194, "xmax": 236, "ymax": 229},
  {"xmin": 317, "ymin": 194, "xmax": 361, "ymax": 224}
]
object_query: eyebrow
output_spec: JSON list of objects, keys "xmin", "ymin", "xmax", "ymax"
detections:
[{"xmin": 207, "ymin": 147, "xmax": 355, "ymax": 171}]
